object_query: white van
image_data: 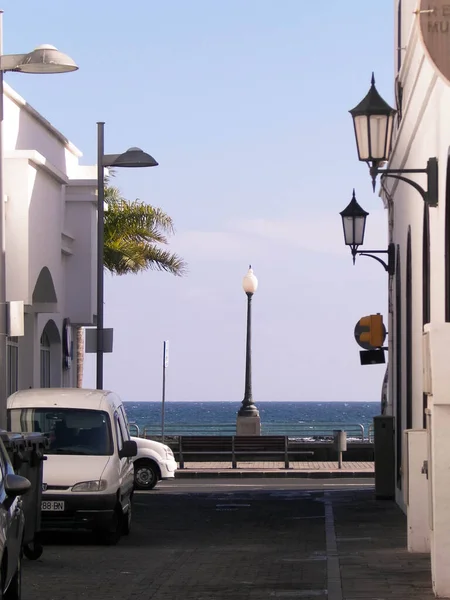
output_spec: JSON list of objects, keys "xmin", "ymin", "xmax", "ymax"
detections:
[{"xmin": 7, "ymin": 388, "xmax": 137, "ymax": 545}]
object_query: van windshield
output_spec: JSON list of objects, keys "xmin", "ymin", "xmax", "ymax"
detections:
[{"xmin": 7, "ymin": 408, "xmax": 113, "ymax": 456}]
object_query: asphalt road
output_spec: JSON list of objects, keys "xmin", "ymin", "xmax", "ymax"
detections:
[{"xmin": 26, "ymin": 477, "xmax": 433, "ymax": 600}]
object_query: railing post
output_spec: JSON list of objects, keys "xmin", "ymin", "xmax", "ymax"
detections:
[
  {"xmin": 232, "ymin": 436, "xmax": 236, "ymax": 469},
  {"xmin": 284, "ymin": 436, "xmax": 289, "ymax": 469}
]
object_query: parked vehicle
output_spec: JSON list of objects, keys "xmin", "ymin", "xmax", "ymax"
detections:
[
  {"xmin": 0, "ymin": 435, "xmax": 31, "ymax": 600},
  {"xmin": 132, "ymin": 436, "xmax": 177, "ymax": 490},
  {"xmin": 7, "ymin": 388, "xmax": 137, "ymax": 546}
]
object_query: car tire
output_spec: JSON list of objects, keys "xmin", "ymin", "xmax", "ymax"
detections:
[
  {"xmin": 23, "ymin": 540, "xmax": 43, "ymax": 561},
  {"xmin": 134, "ymin": 460, "xmax": 159, "ymax": 490},
  {"xmin": 3, "ymin": 552, "xmax": 22, "ymax": 600},
  {"xmin": 95, "ymin": 506, "xmax": 122, "ymax": 546}
]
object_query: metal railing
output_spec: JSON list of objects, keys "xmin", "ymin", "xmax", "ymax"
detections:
[{"xmin": 128, "ymin": 421, "xmax": 372, "ymax": 442}]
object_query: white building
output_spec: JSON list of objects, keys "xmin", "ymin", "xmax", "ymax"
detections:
[
  {"xmin": 374, "ymin": 1, "xmax": 450, "ymax": 596},
  {"xmin": 3, "ymin": 83, "xmax": 97, "ymax": 392}
]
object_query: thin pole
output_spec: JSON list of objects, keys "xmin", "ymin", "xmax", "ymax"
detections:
[
  {"xmin": 96, "ymin": 122, "xmax": 105, "ymax": 390},
  {"xmin": 161, "ymin": 341, "xmax": 167, "ymax": 442},
  {"xmin": 238, "ymin": 291, "xmax": 258, "ymax": 416},
  {"xmin": 243, "ymin": 292, "xmax": 253, "ymax": 404},
  {"xmin": 0, "ymin": 11, "xmax": 8, "ymax": 428}
]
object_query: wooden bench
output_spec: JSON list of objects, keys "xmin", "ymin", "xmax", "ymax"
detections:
[
  {"xmin": 177, "ymin": 435, "xmax": 313, "ymax": 469},
  {"xmin": 178, "ymin": 436, "xmax": 233, "ymax": 469}
]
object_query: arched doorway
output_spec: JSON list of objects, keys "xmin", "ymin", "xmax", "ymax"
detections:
[
  {"xmin": 40, "ymin": 320, "xmax": 61, "ymax": 388},
  {"xmin": 40, "ymin": 331, "xmax": 51, "ymax": 388},
  {"xmin": 406, "ymin": 229, "xmax": 412, "ymax": 430},
  {"xmin": 396, "ymin": 245, "xmax": 402, "ymax": 489}
]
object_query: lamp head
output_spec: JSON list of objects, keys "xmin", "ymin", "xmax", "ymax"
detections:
[
  {"xmin": 16, "ymin": 44, "xmax": 78, "ymax": 74},
  {"xmin": 243, "ymin": 265, "xmax": 258, "ymax": 295}
]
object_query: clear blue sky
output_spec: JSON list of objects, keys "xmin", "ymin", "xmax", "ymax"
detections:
[{"xmin": 5, "ymin": 1, "xmax": 393, "ymax": 402}]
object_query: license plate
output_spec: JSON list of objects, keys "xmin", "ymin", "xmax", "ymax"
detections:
[{"xmin": 41, "ymin": 501, "xmax": 65, "ymax": 512}]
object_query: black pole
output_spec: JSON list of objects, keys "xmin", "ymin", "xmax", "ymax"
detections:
[
  {"xmin": 239, "ymin": 291, "xmax": 259, "ymax": 416},
  {"xmin": 96, "ymin": 122, "xmax": 105, "ymax": 390}
]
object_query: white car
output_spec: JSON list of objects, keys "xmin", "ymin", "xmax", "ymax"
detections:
[{"xmin": 131, "ymin": 436, "xmax": 177, "ymax": 490}]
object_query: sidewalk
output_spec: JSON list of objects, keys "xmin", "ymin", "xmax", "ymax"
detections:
[
  {"xmin": 333, "ymin": 489, "xmax": 433, "ymax": 598},
  {"xmin": 176, "ymin": 460, "xmax": 374, "ymax": 478}
]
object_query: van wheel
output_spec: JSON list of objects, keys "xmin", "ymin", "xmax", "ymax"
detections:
[
  {"xmin": 95, "ymin": 507, "xmax": 122, "ymax": 546},
  {"xmin": 134, "ymin": 460, "xmax": 159, "ymax": 490},
  {"xmin": 3, "ymin": 552, "xmax": 22, "ymax": 600},
  {"xmin": 23, "ymin": 540, "xmax": 43, "ymax": 561}
]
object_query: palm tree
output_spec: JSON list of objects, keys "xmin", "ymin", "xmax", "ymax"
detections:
[{"xmin": 76, "ymin": 180, "xmax": 186, "ymax": 387}]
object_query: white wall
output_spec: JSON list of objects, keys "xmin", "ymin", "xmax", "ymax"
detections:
[{"xmin": 3, "ymin": 83, "xmax": 97, "ymax": 390}]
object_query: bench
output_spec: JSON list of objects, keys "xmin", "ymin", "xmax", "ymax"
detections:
[{"xmin": 177, "ymin": 435, "xmax": 313, "ymax": 469}]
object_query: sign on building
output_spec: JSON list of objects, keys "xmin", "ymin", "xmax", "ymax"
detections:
[{"xmin": 419, "ymin": 1, "xmax": 450, "ymax": 83}]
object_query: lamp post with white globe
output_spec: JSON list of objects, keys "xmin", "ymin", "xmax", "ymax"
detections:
[{"xmin": 237, "ymin": 266, "xmax": 261, "ymax": 435}]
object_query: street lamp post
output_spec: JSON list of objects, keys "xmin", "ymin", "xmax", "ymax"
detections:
[
  {"xmin": 236, "ymin": 266, "xmax": 261, "ymax": 435},
  {"xmin": 0, "ymin": 10, "xmax": 78, "ymax": 427},
  {"xmin": 96, "ymin": 123, "xmax": 158, "ymax": 390},
  {"xmin": 339, "ymin": 190, "xmax": 395, "ymax": 275}
]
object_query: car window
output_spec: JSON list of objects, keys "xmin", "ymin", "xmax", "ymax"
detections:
[
  {"xmin": 8, "ymin": 408, "xmax": 113, "ymax": 456},
  {"xmin": 118, "ymin": 406, "xmax": 130, "ymax": 441},
  {"xmin": 114, "ymin": 412, "xmax": 125, "ymax": 451}
]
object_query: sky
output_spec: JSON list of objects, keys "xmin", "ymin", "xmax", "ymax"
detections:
[{"xmin": 5, "ymin": 1, "xmax": 394, "ymax": 403}]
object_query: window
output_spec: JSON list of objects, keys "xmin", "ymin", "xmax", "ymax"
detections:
[
  {"xmin": 445, "ymin": 153, "xmax": 450, "ymax": 321},
  {"xmin": 40, "ymin": 331, "xmax": 51, "ymax": 388},
  {"xmin": 406, "ymin": 230, "xmax": 412, "ymax": 430},
  {"xmin": 395, "ymin": 245, "xmax": 402, "ymax": 488},
  {"xmin": 423, "ymin": 204, "xmax": 431, "ymax": 428},
  {"xmin": 119, "ymin": 405, "xmax": 131, "ymax": 441},
  {"xmin": 7, "ymin": 336, "xmax": 19, "ymax": 397},
  {"xmin": 423, "ymin": 205, "xmax": 431, "ymax": 324},
  {"xmin": 8, "ymin": 408, "xmax": 113, "ymax": 456},
  {"xmin": 397, "ymin": 0, "xmax": 402, "ymax": 73},
  {"xmin": 114, "ymin": 412, "xmax": 125, "ymax": 452}
]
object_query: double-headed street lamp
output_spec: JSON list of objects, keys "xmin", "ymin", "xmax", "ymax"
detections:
[
  {"xmin": 340, "ymin": 190, "xmax": 395, "ymax": 275},
  {"xmin": 95, "ymin": 123, "xmax": 158, "ymax": 390},
  {"xmin": 238, "ymin": 266, "xmax": 259, "ymax": 418},
  {"xmin": 0, "ymin": 10, "xmax": 78, "ymax": 427},
  {"xmin": 349, "ymin": 73, "xmax": 438, "ymax": 206}
]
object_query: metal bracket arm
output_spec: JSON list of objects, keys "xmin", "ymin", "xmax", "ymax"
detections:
[
  {"xmin": 352, "ymin": 243, "xmax": 395, "ymax": 276},
  {"xmin": 373, "ymin": 157, "xmax": 438, "ymax": 207}
]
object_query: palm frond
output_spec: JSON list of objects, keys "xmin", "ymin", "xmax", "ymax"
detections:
[{"xmin": 103, "ymin": 191, "xmax": 187, "ymax": 277}]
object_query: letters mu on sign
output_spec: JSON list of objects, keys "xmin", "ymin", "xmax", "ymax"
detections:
[{"xmin": 419, "ymin": 1, "xmax": 450, "ymax": 83}]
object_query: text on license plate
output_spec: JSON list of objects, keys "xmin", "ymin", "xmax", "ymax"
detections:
[{"xmin": 41, "ymin": 501, "xmax": 65, "ymax": 511}]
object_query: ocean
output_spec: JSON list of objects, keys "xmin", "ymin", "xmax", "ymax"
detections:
[{"xmin": 123, "ymin": 401, "xmax": 380, "ymax": 439}]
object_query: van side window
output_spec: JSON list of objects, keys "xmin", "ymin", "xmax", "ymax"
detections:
[
  {"xmin": 118, "ymin": 406, "xmax": 130, "ymax": 441},
  {"xmin": 114, "ymin": 412, "xmax": 125, "ymax": 452}
]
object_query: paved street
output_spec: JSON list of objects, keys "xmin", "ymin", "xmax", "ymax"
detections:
[{"xmin": 23, "ymin": 479, "xmax": 434, "ymax": 600}]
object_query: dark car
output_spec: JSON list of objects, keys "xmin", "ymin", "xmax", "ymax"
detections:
[{"xmin": 0, "ymin": 437, "xmax": 31, "ymax": 599}]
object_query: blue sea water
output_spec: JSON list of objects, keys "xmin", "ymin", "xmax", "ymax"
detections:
[{"xmin": 123, "ymin": 401, "xmax": 380, "ymax": 437}]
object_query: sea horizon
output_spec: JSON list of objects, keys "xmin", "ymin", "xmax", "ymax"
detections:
[{"xmin": 122, "ymin": 399, "xmax": 381, "ymax": 403}]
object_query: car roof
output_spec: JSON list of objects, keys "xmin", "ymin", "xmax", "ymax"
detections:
[{"xmin": 7, "ymin": 388, "xmax": 119, "ymax": 411}]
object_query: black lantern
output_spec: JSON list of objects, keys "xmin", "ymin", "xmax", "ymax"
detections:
[
  {"xmin": 339, "ymin": 190, "xmax": 395, "ymax": 275},
  {"xmin": 340, "ymin": 190, "xmax": 369, "ymax": 262},
  {"xmin": 349, "ymin": 73, "xmax": 396, "ymax": 187}
]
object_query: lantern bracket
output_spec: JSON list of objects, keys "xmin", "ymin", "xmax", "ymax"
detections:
[
  {"xmin": 351, "ymin": 243, "xmax": 395, "ymax": 276},
  {"xmin": 370, "ymin": 157, "xmax": 438, "ymax": 207}
]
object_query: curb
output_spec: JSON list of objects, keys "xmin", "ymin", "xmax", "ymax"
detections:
[{"xmin": 175, "ymin": 470, "xmax": 374, "ymax": 479}]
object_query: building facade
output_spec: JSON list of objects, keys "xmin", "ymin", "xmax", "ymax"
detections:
[
  {"xmin": 3, "ymin": 83, "xmax": 97, "ymax": 392},
  {"xmin": 383, "ymin": 1, "xmax": 450, "ymax": 595}
]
